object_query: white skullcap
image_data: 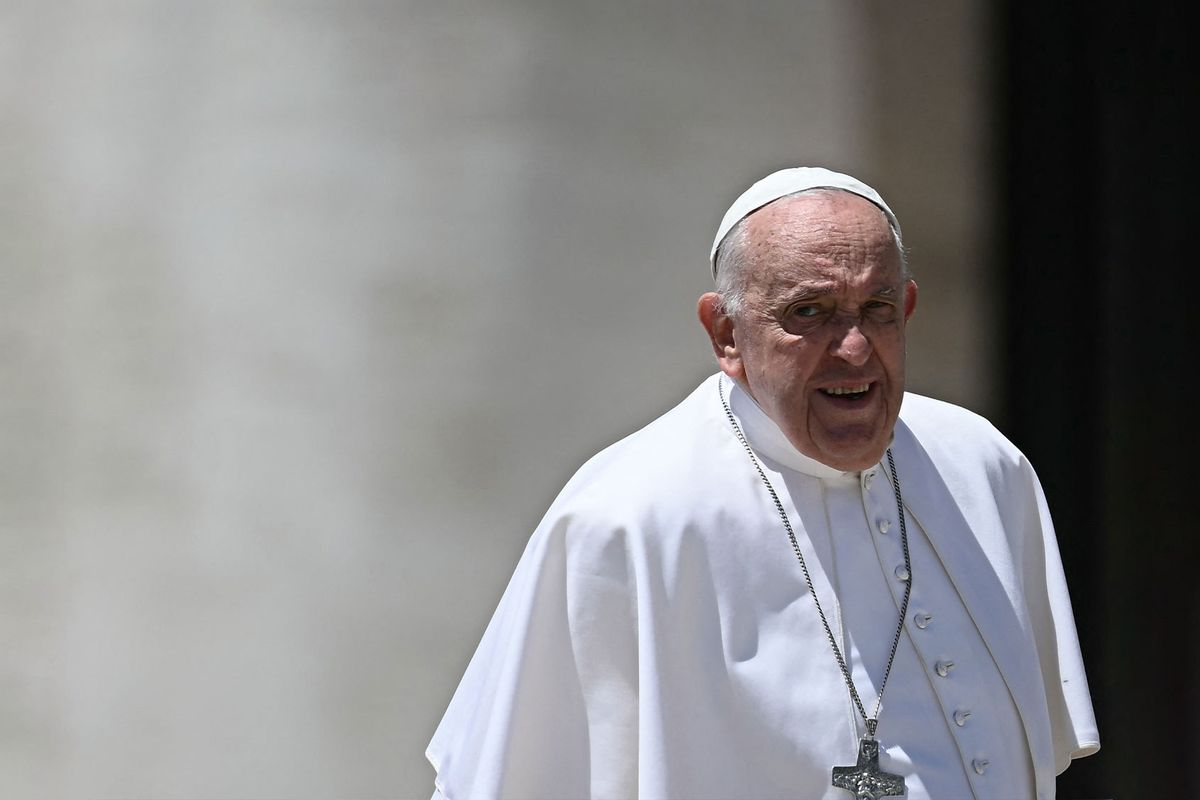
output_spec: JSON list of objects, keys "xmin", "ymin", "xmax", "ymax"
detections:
[{"xmin": 709, "ymin": 166, "xmax": 900, "ymax": 279}]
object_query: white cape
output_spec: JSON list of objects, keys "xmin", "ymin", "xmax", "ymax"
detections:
[{"xmin": 427, "ymin": 374, "xmax": 1099, "ymax": 799}]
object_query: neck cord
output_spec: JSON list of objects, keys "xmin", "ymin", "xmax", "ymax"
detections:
[{"xmin": 718, "ymin": 376, "xmax": 913, "ymax": 738}]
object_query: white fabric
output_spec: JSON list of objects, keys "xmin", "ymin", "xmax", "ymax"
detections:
[
  {"xmin": 426, "ymin": 374, "xmax": 1099, "ymax": 799},
  {"xmin": 808, "ymin": 467, "xmax": 1033, "ymax": 797},
  {"xmin": 709, "ymin": 166, "xmax": 901, "ymax": 277},
  {"xmin": 729, "ymin": 382, "xmax": 1033, "ymax": 798}
]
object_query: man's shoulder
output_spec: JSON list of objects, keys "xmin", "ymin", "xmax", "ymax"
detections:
[
  {"xmin": 545, "ymin": 374, "xmax": 731, "ymax": 523},
  {"xmin": 901, "ymin": 392, "xmax": 1012, "ymax": 444},
  {"xmin": 898, "ymin": 391, "xmax": 1029, "ymax": 475}
]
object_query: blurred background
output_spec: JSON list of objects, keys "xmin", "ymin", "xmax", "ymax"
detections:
[{"xmin": 1, "ymin": 1, "xmax": 1190, "ymax": 797}]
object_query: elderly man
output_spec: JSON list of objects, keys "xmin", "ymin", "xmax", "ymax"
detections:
[{"xmin": 426, "ymin": 167, "xmax": 1099, "ymax": 799}]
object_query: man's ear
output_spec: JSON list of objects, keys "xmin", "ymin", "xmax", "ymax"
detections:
[
  {"xmin": 904, "ymin": 279, "xmax": 918, "ymax": 321},
  {"xmin": 697, "ymin": 292, "xmax": 745, "ymax": 382}
]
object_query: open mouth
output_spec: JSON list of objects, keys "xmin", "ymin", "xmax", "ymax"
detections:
[{"xmin": 820, "ymin": 383, "xmax": 871, "ymax": 401}]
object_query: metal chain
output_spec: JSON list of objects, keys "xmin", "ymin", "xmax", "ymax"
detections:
[{"xmin": 718, "ymin": 376, "xmax": 912, "ymax": 739}]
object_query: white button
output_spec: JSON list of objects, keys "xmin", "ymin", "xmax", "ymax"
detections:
[
  {"xmin": 914, "ymin": 613, "xmax": 932, "ymax": 629},
  {"xmin": 936, "ymin": 660, "xmax": 955, "ymax": 677},
  {"xmin": 878, "ymin": 519, "xmax": 891, "ymax": 534},
  {"xmin": 972, "ymin": 758, "xmax": 989, "ymax": 775},
  {"xmin": 894, "ymin": 565, "xmax": 910, "ymax": 581},
  {"xmin": 863, "ymin": 470, "xmax": 876, "ymax": 487},
  {"xmin": 954, "ymin": 709, "xmax": 972, "ymax": 726}
]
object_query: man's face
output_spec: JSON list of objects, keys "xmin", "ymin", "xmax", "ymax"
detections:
[{"xmin": 702, "ymin": 191, "xmax": 917, "ymax": 471}]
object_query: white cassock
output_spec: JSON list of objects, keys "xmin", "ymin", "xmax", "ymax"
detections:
[{"xmin": 427, "ymin": 374, "xmax": 1099, "ymax": 800}]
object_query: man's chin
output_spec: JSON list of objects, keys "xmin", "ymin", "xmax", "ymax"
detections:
[{"xmin": 807, "ymin": 432, "xmax": 889, "ymax": 472}]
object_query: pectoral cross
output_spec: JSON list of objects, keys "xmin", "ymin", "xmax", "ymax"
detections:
[{"xmin": 831, "ymin": 736, "xmax": 906, "ymax": 800}]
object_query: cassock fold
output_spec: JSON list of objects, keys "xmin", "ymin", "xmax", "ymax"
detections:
[{"xmin": 427, "ymin": 374, "xmax": 1098, "ymax": 799}]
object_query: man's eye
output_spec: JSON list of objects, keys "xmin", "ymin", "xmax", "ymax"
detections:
[
  {"xmin": 789, "ymin": 305, "xmax": 822, "ymax": 318},
  {"xmin": 865, "ymin": 301, "xmax": 897, "ymax": 319}
]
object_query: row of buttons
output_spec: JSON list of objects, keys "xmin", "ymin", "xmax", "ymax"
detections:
[
  {"xmin": 918, "ymin": 613, "xmax": 984, "ymax": 770},
  {"xmin": 866, "ymin": 466, "xmax": 992, "ymax": 780},
  {"xmin": 919, "ymin": 613, "xmax": 989, "ymax": 774}
]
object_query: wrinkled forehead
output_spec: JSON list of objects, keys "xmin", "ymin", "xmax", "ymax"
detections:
[
  {"xmin": 744, "ymin": 189, "xmax": 895, "ymax": 244},
  {"xmin": 710, "ymin": 166, "xmax": 900, "ymax": 279},
  {"xmin": 741, "ymin": 192, "xmax": 903, "ymax": 277}
]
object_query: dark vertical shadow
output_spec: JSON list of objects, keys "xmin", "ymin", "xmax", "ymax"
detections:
[{"xmin": 995, "ymin": 4, "xmax": 1197, "ymax": 798}]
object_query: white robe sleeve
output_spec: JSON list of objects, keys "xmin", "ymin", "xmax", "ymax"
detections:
[
  {"xmin": 1016, "ymin": 461, "xmax": 1102, "ymax": 773},
  {"xmin": 426, "ymin": 510, "xmax": 639, "ymax": 800},
  {"xmin": 896, "ymin": 393, "xmax": 1101, "ymax": 791}
]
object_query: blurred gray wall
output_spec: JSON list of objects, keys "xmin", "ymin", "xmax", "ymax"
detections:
[{"xmin": 0, "ymin": 2, "xmax": 992, "ymax": 796}]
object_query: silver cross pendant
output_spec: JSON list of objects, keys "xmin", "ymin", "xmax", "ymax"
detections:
[{"xmin": 831, "ymin": 737, "xmax": 906, "ymax": 800}]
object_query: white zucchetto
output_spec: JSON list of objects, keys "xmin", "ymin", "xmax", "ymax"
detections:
[{"xmin": 710, "ymin": 166, "xmax": 901, "ymax": 278}]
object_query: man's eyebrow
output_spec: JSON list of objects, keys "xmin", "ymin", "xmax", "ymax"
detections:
[
  {"xmin": 773, "ymin": 283, "xmax": 898, "ymax": 300},
  {"xmin": 773, "ymin": 285, "xmax": 833, "ymax": 302}
]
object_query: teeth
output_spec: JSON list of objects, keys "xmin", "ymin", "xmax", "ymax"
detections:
[{"xmin": 824, "ymin": 385, "xmax": 869, "ymax": 396}]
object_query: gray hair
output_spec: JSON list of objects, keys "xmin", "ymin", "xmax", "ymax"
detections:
[{"xmin": 713, "ymin": 188, "xmax": 909, "ymax": 317}]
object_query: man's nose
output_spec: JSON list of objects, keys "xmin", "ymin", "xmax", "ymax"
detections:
[{"xmin": 829, "ymin": 321, "xmax": 872, "ymax": 365}]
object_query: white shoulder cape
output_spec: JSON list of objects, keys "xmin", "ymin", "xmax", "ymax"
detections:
[{"xmin": 427, "ymin": 374, "xmax": 1099, "ymax": 799}]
